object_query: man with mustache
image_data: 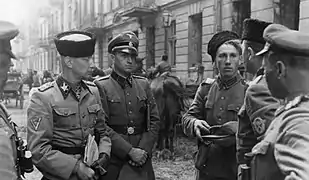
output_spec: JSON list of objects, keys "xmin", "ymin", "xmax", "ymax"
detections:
[
  {"xmin": 94, "ymin": 31, "xmax": 160, "ymax": 180},
  {"xmin": 236, "ymin": 18, "xmax": 280, "ymax": 179},
  {"xmin": 182, "ymin": 31, "xmax": 247, "ymax": 180},
  {"xmin": 249, "ymin": 24, "xmax": 309, "ymax": 180}
]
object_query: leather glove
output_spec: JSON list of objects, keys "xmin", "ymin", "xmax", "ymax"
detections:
[{"xmin": 90, "ymin": 153, "xmax": 109, "ymax": 177}]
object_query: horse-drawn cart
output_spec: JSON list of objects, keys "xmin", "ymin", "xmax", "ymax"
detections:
[{"xmin": 1, "ymin": 72, "xmax": 24, "ymax": 109}]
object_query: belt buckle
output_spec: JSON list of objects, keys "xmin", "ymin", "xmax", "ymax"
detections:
[{"xmin": 127, "ymin": 127, "xmax": 135, "ymax": 135}]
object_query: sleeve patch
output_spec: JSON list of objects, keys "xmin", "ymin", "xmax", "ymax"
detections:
[
  {"xmin": 252, "ymin": 117, "xmax": 266, "ymax": 135},
  {"xmin": 30, "ymin": 117, "xmax": 42, "ymax": 131}
]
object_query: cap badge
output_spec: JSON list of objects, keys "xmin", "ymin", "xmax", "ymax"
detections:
[
  {"xmin": 129, "ymin": 42, "xmax": 133, "ymax": 47},
  {"xmin": 127, "ymin": 34, "xmax": 133, "ymax": 39}
]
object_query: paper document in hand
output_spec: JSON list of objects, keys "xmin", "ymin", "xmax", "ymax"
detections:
[{"xmin": 83, "ymin": 134, "xmax": 99, "ymax": 166}]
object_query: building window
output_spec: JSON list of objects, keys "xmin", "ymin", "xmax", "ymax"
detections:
[
  {"xmin": 169, "ymin": 20, "xmax": 176, "ymax": 66},
  {"xmin": 274, "ymin": 0, "xmax": 300, "ymax": 30},
  {"xmin": 188, "ymin": 13, "xmax": 202, "ymax": 68}
]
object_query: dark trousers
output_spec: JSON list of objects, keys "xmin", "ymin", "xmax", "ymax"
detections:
[{"xmin": 196, "ymin": 170, "xmax": 236, "ymax": 180}]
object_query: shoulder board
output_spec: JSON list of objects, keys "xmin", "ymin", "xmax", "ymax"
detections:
[
  {"xmin": 38, "ymin": 82, "xmax": 54, "ymax": 92},
  {"xmin": 83, "ymin": 80, "xmax": 96, "ymax": 87},
  {"xmin": 132, "ymin": 75, "xmax": 147, "ymax": 80},
  {"xmin": 97, "ymin": 75, "xmax": 110, "ymax": 81},
  {"xmin": 202, "ymin": 78, "xmax": 215, "ymax": 85},
  {"xmin": 248, "ymin": 75, "xmax": 263, "ymax": 86}
]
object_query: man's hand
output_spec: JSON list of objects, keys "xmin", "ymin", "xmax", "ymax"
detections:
[
  {"xmin": 128, "ymin": 148, "xmax": 148, "ymax": 165},
  {"xmin": 76, "ymin": 161, "xmax": 96, "ymax": 180},
  {"xmin": 194, "ymin": 120, "xmax": 210, "ymax": 141},
  {"xmin": 90, "ymin": 153, "xmax": 109, "ymax": 177}
]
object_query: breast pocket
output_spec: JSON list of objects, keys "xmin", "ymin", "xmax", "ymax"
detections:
[
  {"xmin": 87, "ymin": 104, "xmax": 101, "ymax": 127},
  {"xmin": 226, "ymin": 104, "xmax": 241, "ymax": 122},
  {"xmin": 53, "ymin": 107, "xmax": 77, "ymax": 128},
  {"xmin": 107, "ymin": 95, "xmax": 122, "ymax": 117},
  {"xmin": 204, "ymin": 102, "xmax": 214, "ymax": 125}
]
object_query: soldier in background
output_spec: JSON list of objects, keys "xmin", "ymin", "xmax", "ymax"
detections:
[
  {"xmin": 94, "ymin": 31, "xmax": 160, "ymax": 180},
  {"xmin": 182, "ymin": 31, "xmax": 246, "ymax": 180},
  {"xmin": 27, "ymin": 31, "xmax": 111, "ymax": 180},
  {"xmin": 152, "ymin": 54, "xmax": 171, "ymax": 77},
  {"xmin": 0, "ymin": 21, "xmax": 22, "ymax": 180},
  {"xmin": 250, "ymin": 24, "xmax": 309, "ymax": 180},
  {"xmin": 236, "ymin": 18, "xmax": 280, "ymax": 178}
]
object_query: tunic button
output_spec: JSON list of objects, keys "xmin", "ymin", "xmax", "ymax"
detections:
[
  {"xmin": 129, "ymin": 111, "xmax": 132, "ymax": 114},
  {"xmin": 82, "ymin": 114, "xmax": 86, "ymax": 118},
  {"xmin": 219, "ymin": 107, "xmax": 223, "ymax": 111},
  {"xmin": 128, "ymin": 102, "xmax": 131, "ymax": 105},
  {"xmin": 127, "ymin": 93, "xmax": 130, "ymax": 96},
  {"xmin": 221, "ymin": 97, "xmax": 225, "ymax": 100}
]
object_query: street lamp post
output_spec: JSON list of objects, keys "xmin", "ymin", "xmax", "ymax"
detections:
[{"xmin": 162, "ymin": 10, "xmax": 172, "ymax": 55}]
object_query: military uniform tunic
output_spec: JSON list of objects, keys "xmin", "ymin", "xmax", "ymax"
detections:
[
  {"xmin": 237, "ymin": 75, "xmax": 280, "ymax": 164},
  {"xmin": 182, "ymin": 73, "xmax": 247, "ymax": 180},
  {"xmin": 0, "ymin": 103, "xmax": 18, "ymax": 180},
  {"xmin": 27, "ymin": 77, "xmax": 111, "ymax": 180},
  {"xmin": 250, "ymin": 94, "xmax": 309, "ymax": 180},
  {"xmin": 94, "ymin": 72, "xmax": 160, "ymax": 180}
]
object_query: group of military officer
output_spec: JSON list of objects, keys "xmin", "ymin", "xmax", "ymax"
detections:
[
  {"xmin": 182, "ymin": 17, "xmax": 309, "ymax": 180},
  {"xmin": 2, "ymin": 14, "xmax": 309, "ymax": 180},
  {"xmin": 0, "ymin": 20, "xmax": 160, "ymax": 180}
]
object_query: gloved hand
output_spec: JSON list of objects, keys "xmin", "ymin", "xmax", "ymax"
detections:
[{"xmin": 90, "ymin": 153, "xmax": 109, "ymax": 177}]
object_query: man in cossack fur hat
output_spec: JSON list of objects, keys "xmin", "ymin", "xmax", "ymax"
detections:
[
  {"xmin": 27, "ymin": 31, "xmax": 112, "ymax": 180},
  {"xmin": 183, "ymin": 30, "xmax": 247, "ymax": 180},
  {"xmin": 236, "ymin": 19, "xmax": 281, "ymax": 180}
]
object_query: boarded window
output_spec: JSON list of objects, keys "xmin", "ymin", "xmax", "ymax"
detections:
[
  {"xmin": 146, "ymin": 26, "xmax": 155, "ymax": 68},
  {"xmin": 169, "ymin": 20, "xmax": 176, "ymax": 66},
  {"xmin": 188, "ymin": 13, "xmax": 202, "ymax": 68},
  {"xmin": 274, "ymin": 0, "xmax": 300, "ymax": 30}
]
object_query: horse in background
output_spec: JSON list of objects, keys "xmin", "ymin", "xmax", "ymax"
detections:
[{"xmin": 148, "ymin": 70, "xmax": 192, "ymax": 155}]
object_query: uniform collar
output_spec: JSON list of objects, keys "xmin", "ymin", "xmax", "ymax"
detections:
[
  {"xmin": 217, "ymin": 73, "xmax": 242, "ymax": 90},
  {"xmin": 111, "ymin": 71, "xmax": 133, "ymax": 88},
  {"xmin": 56, "ymin": 76, "xmax": 91, "ymax": 99},
  {"xmin": 275, "ymin": 94, "xmax": 309, "ymax": 116}
]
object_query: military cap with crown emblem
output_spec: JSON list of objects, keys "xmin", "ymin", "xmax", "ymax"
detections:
[
  {"xmin": 108, "ymin": 31, "xmax": 139, "ymax": 55},
  {"xmin": 256, "ymin": 24, "xmax": 309, "ymax": 56},
  {"xmin": 241, "ymin": 18, "xmax": 272, "ymax": 44},
  {"xmin": 0, "ymin": 21, "xmax": 19, "ymax": 59},
  {"xmin": 208, "ymin": 31, "xmax": 239, "ymax": 63},
  {"xmin": 54, "ymin": 31, "xmax": 96, "ymax": 58}
]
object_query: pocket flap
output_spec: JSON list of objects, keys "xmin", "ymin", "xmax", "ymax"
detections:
[
  {"xmin": 87, "ymin": 104, "xmax": 101, "ymax": 113},
  {"xmin": 107, "ymin": 95, "xmax": 121, "ymax": 103},
  {"xmin": 227, "ymin": 104, "xmax": 241, "ymax": 111},
  {"xmin": 53, "ymin": 108, "xmax": 76, "ymax": 116},
  {"xmin": 252, "ymin": 141, "xmax": 270, "ymax": 155}
]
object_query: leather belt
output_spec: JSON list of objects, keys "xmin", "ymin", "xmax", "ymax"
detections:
[
  {"xmin": 109, "ymin": 125, "xmax": 145, "ymax": 135},
  {"xmin": 52, "ymin": 145, "xmax": 85, "ymax": 155}
]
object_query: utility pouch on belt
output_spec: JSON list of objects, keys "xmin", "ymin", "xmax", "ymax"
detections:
[{"xmin": 195, "ymin": 141, "xmax": 212, "ymax": 171}]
